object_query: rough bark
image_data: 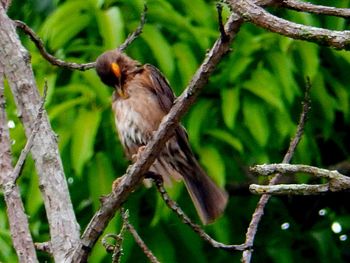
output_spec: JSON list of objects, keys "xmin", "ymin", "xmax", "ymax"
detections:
[
  {"xmin": 0, "ymin": 5, "xmax": 80, "ymax": 262},
  {"xmin": 0, "ymin": 69, "xmax": 38, "ymax": 263}
]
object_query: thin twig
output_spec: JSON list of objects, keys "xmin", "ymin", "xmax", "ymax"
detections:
[
  {"xmin": 102, "ymin": 232, "xmax": 125, "ymax": 263},
  {"xmin": 154, "ymin": 178, "xmax": 248, "ymax": 251},
  {"xmin": 14, "ymin": 20, "xmax": 95, "ymax": 70},
  {"xmin": 242, "ymin": 81, "xmax": 312, "ymax": 263},
  {"xmin": 117, "ymin": 4, "xmax": 148, "ymax": 52},
  {"xmin": 121, "ymin": 209, "xmax": 160, "ymax": 263},
  {"xmin": 14, "ymin": 4, "xmax": 147, "ymax": 71},
  {"xmin": 279, "ymin": 0, "xmax": 350, "ymax": 18},
  {"xmin": 216, "ymin": 3, "xmax": 229, "ymax": 41},
  {"xmin": 12, "ymin": 81, "xmax": 48, "ymax": 183},
  {"xmin": 34, "ymin": 242, "xmax": 52, "ymax": 254},
  {"xmin": 250, "ymin": 183, "xmax": 330, "ymax": 195}
]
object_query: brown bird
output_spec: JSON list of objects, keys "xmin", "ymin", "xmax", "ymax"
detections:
[{"xmin": 95, "ymin": 50, "xmax": 228, "ymax": 224}]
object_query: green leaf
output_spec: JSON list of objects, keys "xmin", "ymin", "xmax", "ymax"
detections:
[
  {"xmin": 200, "ymin": 145, "xmax": 226, "ymax": 187},
  {"xmin": 267, "ymin": 52, "xmax": 300, "ymax": 104},
  {"xmin": 179, "ymin": 0, "xmax": 213, "ymax": 27},
  {"xmin": 48, "ymin": 96, "xmax": 89, "ymax": 120},
  {"xmin": 221, "ymin": 87, "xmax": 240, "ymax": 129},
  {"xmin": 206, "ymin": 129, "xmax": 243, "ymax": 153},
  {"xmin": 96, "ymin": 6, "xmax": 125, "ymax": 49},
  {"xmin": 186, "ymin": 100, "xmax": 213, "ymax": 150},
  {"xmin": 243, "ymin": 97, "xmax": 270, "ymax": 147},
  {"xmin": 40, "ymin": 0, "xmax": 93, "ymax": 50},
  {"xmin": 312, "ymin": 72, "xmax": 337, "ymax": 137},
  {"xmin": 71, "ymin": 109, "xmax": 101, "ymax": 176},
  {"xmin": 142, "ymin": 25, "xmax": 175, "ymax": 78},
  {"xmin": 88, "ymin": 152, "xmax": 115, "ymax": 210},
  {"xmin": 243, "ymin": 66, "xmax": 283, "ymax": 110},
  {"xmin": 294, "ymin": 42, "xmax": 320, "ymax": 79},
  {"xmin": 173, "ymin": 42, "xmax": 198, "ymax": 86},
  {"xmin": 24, "ymin": 159, "xmax": 43, "ymax": 216},
  {"xmin": 311, "ymin": 229, "xmax": 342, "ymax": 263},
  {"xmin": 228, "ymin": 56, "xmax": 254, "ymax": 83}
]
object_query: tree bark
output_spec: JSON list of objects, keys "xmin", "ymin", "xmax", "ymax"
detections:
[{"xmin": 0, "ymin": 5, "xmax": 80, "ymax": 262}]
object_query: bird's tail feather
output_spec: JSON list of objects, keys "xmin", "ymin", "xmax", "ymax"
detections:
[{"xmin": 183, "ymin": 163, "xmax": 228, "ymax": 225}]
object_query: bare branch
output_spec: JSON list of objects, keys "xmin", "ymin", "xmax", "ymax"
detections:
[
  {"xmin": 0, "ymin": 6, "xmax": 81, "ymax": 261},
  {"xmin": 12, "ymin": 82, "xmax": 47, "ymax": 183},
  {"xmin": 102, "ymin": 233, "xmax": 125, "ymax": 263},
  {"xmin": 250, "ymin": 183, "xmax": 329, "ymax": 195},
  {"xmin": 70, "ymin": 12, "xmax": 244, "ymax": 262},
  {"xmin": 34, "ymin": 242, "xmax": 52, "ymax": 255},
  {"xmin": 0, "ymin": 69, "xmax": 38, "ymax": 262},
  {"xmin": 117, "ymin": 4, "xmax": 148, "ymax": 52},
  {"xmin": 226, "ymin": 0, "xmax": 350, "ymax": 50},
  {"xmin": 121, "ymin": 209, "xmax": 160, "ymax": 263},
  {"xmin": 242, "ymin": 82, "xmax": 311, "ymax": 263},
  {"xmin": 154, "ymin": 178, "xmax": 247, "ymax": 251},
  {"xmin": 279, "ymin": 0, "xmax": 350, "ymax": 18},
  {"xmin": 250, "ymin": 163, "xmax": 350, "ymax": 194},
  {"xmin": 14, "ymin": 4, "xmax": 147, "ymax": 71},
  {"xmin": 283, "ymin": 77, "xmax": 311, "ymax": 163},
  {"xmin": 0, "ymin": 0, "xmax": 11, "ymax": 10},
  {"xmin": 14, "ymin": 20, "xmax": 95, "ymax": 71}
]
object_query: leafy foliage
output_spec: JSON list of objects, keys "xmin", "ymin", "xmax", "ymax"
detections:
[{"xmin": 2, "ymin": 0, "xmax": 350, "ymax": 262}]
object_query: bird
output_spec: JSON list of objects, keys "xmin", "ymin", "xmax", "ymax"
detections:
[{"xmin": 95, "ymin": 49, "xmax": 228, "ymax": 224}]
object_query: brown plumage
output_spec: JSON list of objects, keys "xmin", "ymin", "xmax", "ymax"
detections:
[{"xmin": 96, "ymin": 50, "xmax": 228, "ymax": 224}]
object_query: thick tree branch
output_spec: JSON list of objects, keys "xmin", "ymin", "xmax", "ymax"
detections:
[
  {"xmin": 227, "ymin": 0, "xmax": 350, "ymax": 49},
  {"xmin": 0, "ymin": 5, "xmax": 80, "ymax": 262},
  {"xmin": 242, "ymin": 84, "xmax": 311, "ymax": 263},
  {"xmin": 70, "ymin": 12, "xmax": 243, "ymax": 262},
  {"xmin": 279, "ymin": 0, "xmax": 350, "ymax": 18},
  {"xmin": 0, "ymin": 71, "xmax": 38, "ymax": 262}
]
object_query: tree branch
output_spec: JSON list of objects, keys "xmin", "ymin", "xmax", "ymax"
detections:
[
  {"xmin": 250, "ymin": 163, "xmax": 350, "ymax": 194},
  {"xmin": 12, "ymin": 82, "xmax": 47, "ymax": 183},
  {"xmin": 14, "ymin": 4, "xmax": 148, "ymax": 71},
  {"xmin": 241, "ymin": 83, "xmax": 311, "ymax": 263},
  {"xmin": 279, "ymin": 0, "xmax": 350, "ymax": 18},
  {"xmin": 117, "ymin": 4, "xmax": 148, "ymax": 53},
  {"xmin": 0, "ymin": 5, "xmax": 80, "ymax": 262},
  {"xmin": 121, "ymin": 209, "xmax": 160, "ymax": 263},
  {"xmin": 69, "ymin": 12, "xmax": 244, "ymax": 262},
  {"xmin": 0, "ymin": 69, "xmax": 38, "ymax": 262},
  {"xmin": 226, "ymin": 0, "xmax": 350, "ymax": 50},
  {"xmin": 154, "ymin": 178, "xmax": 247, "ymax": 251}
]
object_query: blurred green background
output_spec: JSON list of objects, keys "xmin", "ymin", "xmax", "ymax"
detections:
[{"xmin": 2, "ymin": 0, "xmax": 350, "ymax": 262}]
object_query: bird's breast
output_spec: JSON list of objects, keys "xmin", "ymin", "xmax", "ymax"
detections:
[{"xmin": 112, "ymin": 85, "xmax": 165, "ymax": 157}]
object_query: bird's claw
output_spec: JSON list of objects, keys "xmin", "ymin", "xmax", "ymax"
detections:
[{"xmin": 132, "ymin": 145, "xmax": 146, "ymax": 162}]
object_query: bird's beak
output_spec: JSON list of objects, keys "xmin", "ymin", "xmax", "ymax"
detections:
[
  {"xmin": 111, "ymin": 62, "xmax": 121, "ymax": 88},
  {"xmin": 111, "ymin": 62, "xmax": 128, "ymax": 98}
]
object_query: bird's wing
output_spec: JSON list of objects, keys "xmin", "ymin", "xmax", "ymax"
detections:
[
  {"xmin": 144, "ymin": 64, "xmax": 175, "ymax": 113},
  {"xmin": 144, "ymin": 64, "xmax": 194, "ymax": 157}
]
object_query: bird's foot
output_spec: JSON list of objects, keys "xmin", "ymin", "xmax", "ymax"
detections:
[
  {"xmin": 112, "ymin": 176, "xmax": 124, "ymax": 191},
  {"xmin": 131, "ymin": 145, "xmax": 146, "ymax": 162}
]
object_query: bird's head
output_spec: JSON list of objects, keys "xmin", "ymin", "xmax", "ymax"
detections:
[{"xmin": 95, "ymin": 50, "xmax": 139, "ymax": 97}]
